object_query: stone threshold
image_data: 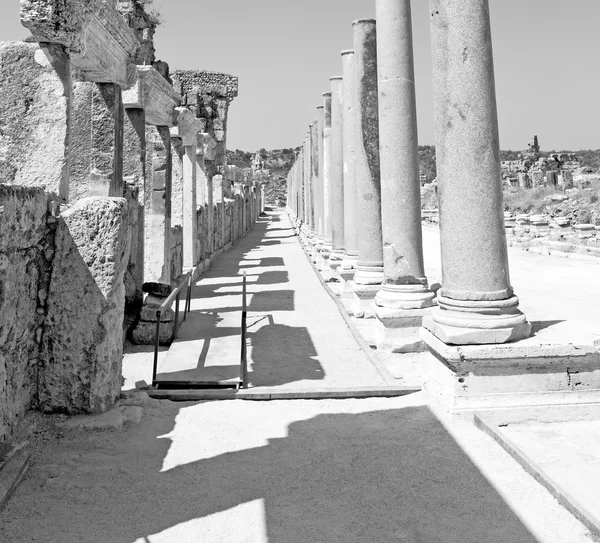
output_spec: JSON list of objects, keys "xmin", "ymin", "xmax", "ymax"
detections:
[
  {"xmin": 0, "ymin": 442, "xmax": 31, "ymax": 511},
  {"xmin": 474, "ymin": 410, "xmax": 600, "ymax": 537},
  {"xmin": 146, "ymin": 385, "xmax": 419, "ymax": 402}
]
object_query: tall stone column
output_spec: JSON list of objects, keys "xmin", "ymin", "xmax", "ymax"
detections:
[
  {"xmin": 322, "ymin": 92, "xmax": 333, "ymax": 258},
  {"xmin": 315, "ymin": 107, "xmax": 325, "ymax": 247},
  {"xmin": 352, "ymin": 20, "xmax": 384, "ymax": 285},
  {"xmin": 423, "ymin": 0, "xmax": 530, "ymax": 345},
  {"xmin": 182, "ymin": 144, "xmax": 198, "ymax": 269},
  {"xmin": 372, "ymin": 0, "xmax": 436, "ymax": 351},
  {"xmin": 329, "ymin": 76, "xmax": 346, "ymax": 266},
  {"xmin": 340, "ymin": 50, "xmax": 360, "ymax": 272},
  {"xmin": 145, "ymin": 126, "xmax": 172, "ymax": 285}
]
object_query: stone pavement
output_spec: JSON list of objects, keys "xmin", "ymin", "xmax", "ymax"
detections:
[{"xmin": 124, "ymin": 209, "xmax": 390, "ymax": 391}]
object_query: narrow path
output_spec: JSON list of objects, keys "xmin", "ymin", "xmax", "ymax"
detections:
[{"xmin": 128, "ymin": 209, "xmax": 388, "ymax": 390}]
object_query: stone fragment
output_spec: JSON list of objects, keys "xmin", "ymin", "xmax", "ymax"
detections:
[
  {"xmin": 142, "ymin": 282, "xmax": 171, "ymax": 297},
  {"xmin": 119, "ymin": 390, "xmax": 149, "ymax": 406},
  {"xmin": 131, "ymin": 320, "xmax": 173, "ymax": 345},
  {"xmin": 118, "ymin": 405, "xmax": 143, "ymax": 424},
  {"xmin": 57, "ymin": 409, "xmax": 124, "ymax": 431}
]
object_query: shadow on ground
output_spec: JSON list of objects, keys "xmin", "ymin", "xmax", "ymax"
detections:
[{"xmin": 0, "ymin": 403, "xmax": 542, "ymax": 543}]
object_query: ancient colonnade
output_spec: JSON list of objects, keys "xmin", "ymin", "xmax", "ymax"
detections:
[
  {"xmin": 0, "ymin": 0, "xmax": 265, "ymax": 437},
  {"xmin": 287, "ymin": 0, "xmax": 541, "ymax": 412}
]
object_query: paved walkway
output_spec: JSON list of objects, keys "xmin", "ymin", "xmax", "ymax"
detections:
[{"xmin": 124, "ymin": 210, "xmax": 388, "ymax": 391}]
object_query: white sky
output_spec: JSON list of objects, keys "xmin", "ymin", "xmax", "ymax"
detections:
[{"xmin": 2, "ymin": 0, "xmax": 599, "ymax": 152}]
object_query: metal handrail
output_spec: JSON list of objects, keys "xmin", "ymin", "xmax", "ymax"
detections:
[
  {"xmin": 152, "ymin": 271, "xmax": 193, "ymax": 386},
  {"xmin": 240, "ymin": 271, "xmax": 248, "ymax": 389}
]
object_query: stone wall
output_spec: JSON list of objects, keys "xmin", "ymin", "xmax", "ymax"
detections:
[{"xmin": 0, "ymin": 184, "xmax": 51, "ymax": 440}]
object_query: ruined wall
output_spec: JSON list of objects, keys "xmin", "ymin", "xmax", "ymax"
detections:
[
  {"xmin": 171, "ymin": 70, "xmax": 238, "ymax": 181},
  {"xmin": 0, "ymin": 42, "xmax": 70, "ymax": 198},
  {"xmin": 0, "ymin": 184, "xmax": 52, "ymax": 440}
]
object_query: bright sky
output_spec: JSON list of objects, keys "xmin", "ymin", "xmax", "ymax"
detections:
[{"xmin": 2, "ymin": 0, "xmax": 599, "ymax": 152}]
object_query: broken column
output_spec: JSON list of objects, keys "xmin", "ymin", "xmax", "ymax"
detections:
[
  {"xmin": 373, "ymin": 0, "xmax": 435, "ymax": 352},
  {"xmin": 350, "ymin": 19, "xmax": 384, "ymax": 314},
  {"xmin": 423, "ymin": 0, "xmax": 530, "ymax": 347},
  {"xmin": 340, "ymin": 50, "xmax": 360, "ymax": 274},
  {"xmin": 329, "ymin": 77, "xmax": 346, "ymax": 267}
]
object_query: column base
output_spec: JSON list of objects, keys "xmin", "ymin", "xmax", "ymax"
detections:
[
  {"xmin": 349, "ymin": 281, "xmax": 381, "ymax": 319},
  {"xmin": 375, "ymin": 284, "xmax": 436, "ymax": 310},
  {"xmin": 354, "ymin": 265, "xmax": 384, "ymax": 286},
  {"xmin": 329, "ymin": 249, "xmax": 346, "ymax": 271},
  {"xmin": 340, "ymin": 254, "xmax": 358, "ymax": 271},
  {"xmin": 338, "ymin": 267, "xmax": 356, "ymax": 282},
  {"xmin": 321, "ymin": 242, "xmax": 333, "ymax": 260},
  {"xmin": 373, "ymin": 306, "xmax": 433, "ymax": 353},
  {"xmin": 420, "ymin": 327, "xmax": 600, "ymax": 417},
  {"xmin": 423, "ymin": 294, "xmax": 532, "ymax": 345}
]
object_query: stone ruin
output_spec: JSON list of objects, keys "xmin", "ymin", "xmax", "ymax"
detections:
[
  {"xmin": 501, "ymin": 135, "xmax": 581, "ymax": 189},
  {"xmin": 0, "ymin": 0, "xmax": 263, "ymax": 440}
]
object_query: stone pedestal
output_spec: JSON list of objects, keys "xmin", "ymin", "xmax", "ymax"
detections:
[
  {"xmin": 420, "ymin": 328, "xmax": 600, "ymax": 416},
  {"xmin": 352, "ymin": 20, "xmax": 384, "ymax": 286},
  {"xmin": 425, "ymin": 0, "xmax": 530, "ymax": 346},
  {"xmin": 374, "ymin": 307, "xmax": 431, "ymax": 353},
  {"xmin": 340, "ymin": 50, "xmax": 359, "ymax": 271},
  {"xmin": 329, "ymin": 76, "xmax": 346, "ymax": 268}
]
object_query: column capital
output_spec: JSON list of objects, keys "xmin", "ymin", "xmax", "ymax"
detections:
[
  {"xmin": 170, "ymin": 107, "xmax": 203, "ymax": 146},
  {"xmin": 20, "ymin": 0, "xmax": 139, "ymax": 88}
]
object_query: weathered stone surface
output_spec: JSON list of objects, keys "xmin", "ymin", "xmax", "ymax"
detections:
[
  {"xmin": 123, "ymin": 66, "xmax": 181, "ymax": 126},
  {"xmin": 40, "ymin": 197, "xmax": 130, "ymax": 414},
  {"xmin": 170, "ymin": 107, "xmax": 203, "ymax": 146},
  {"xmin": 0, "ymin": 42, "xmax": 70, "ymax": 199},
  {"xmin": 117, "ymin": 0, "xmax": 156, "ymax": 66},
  {"xmin": 119, "ymin": 389, "xmax": 149, "ymax": 406},
  {"xmin": 20, "ymin": 0, "xmax": 139, "ymax": 88},
  {"xmin": 55, "ymin": 404, "xmax": 143, "ymax": 429},
  {"xmin": 353, "ymin": 19, "xmax": 384, "ymax": 286},
  {"xmin": 131, "ymin": 319, "xmax": 173, "ymax": 345},
  {"xmin": 140, "ymin": 304, "xmax": 174, "ymax": 322},
  {"xmin": 0, "ymin": 184, "xmax": 49, "ymax": 440},
  {"xmin": 329, "ymin": 77, "xmax": 345, "ymax": 263},
  {"xmin": 70, "ymin": 82, "xmax": 124, "ymax": 202}
]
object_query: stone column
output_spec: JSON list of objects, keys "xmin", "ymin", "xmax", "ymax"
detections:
[
  {"xmin": 340, "ymin": 50, "xmax": 360, "ymax": 273},
  {"xmin": 316, "ymin": 106, "xmax": 325, "ymax": 242},
  {"xmin": 322, "ymin": 92, "xmax": 334, "ymax": 258},
  {"xmin": 423, "ymin": 0, "xmax": 530, "ymax": 345},
  {"xmin": 144, "ymin": 126, "xmax": 172, "ymax": 285},
  {"xmin": 182, "ymin": 144, "xmax": 198, "ymax": 269},
  {"xmin": 329, "ymin": 76, "xmax": 346, "ymax": 266},
  {"xmin": 372, "ymin": 0, "xmax": 436, "ymax": 351},
  {"xmin": 352, "ymin": 19, "xmax": 384, "ymax": 286}
]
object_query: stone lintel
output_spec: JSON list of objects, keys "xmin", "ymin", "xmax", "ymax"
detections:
[
  {"xmin": 170, "ymin": 107, "xmax": 203, "ymax": 146},
  {"xmin": 171, "ymin": 69, "xmax": 239, "ymax": 101},
  {"xmin": 20, "ymin": 0, "xmax": 139, "ymax": 88},
  {"xmin": 123, "ymin": 66, "xmax": 182, "ymax": 126}
]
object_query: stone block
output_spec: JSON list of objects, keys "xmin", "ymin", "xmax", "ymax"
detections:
[
  {"xmin": 420, "ymin": 327, "xmax": 600, "ymax": 416},
  {"xmin": 0, "ymin": 185, "xmax": 49, "ymax": 440},
  {"xmin": 123, "ymin": 66, "xmax": 181, "ymax": 126},
  {"xmin": 373, "ymin": 306, "xmax": 432, "ymax": 353},
  {"xmin": 21, "ymin": 0, "xmax": 139, "ymax": 88},
  {"xmin": 131, "ymin": 319, "xmax": 173, "ymax": 345},
  {"xmin": 40, "ymin": 197, "xmax": 130, "ymax": 414},
  {"xmin": 0, "ymin": 42, "xmax": 70, "ymax": 198}
]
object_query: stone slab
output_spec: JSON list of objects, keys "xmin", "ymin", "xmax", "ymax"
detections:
[
  {"xmin": 147, "ymin": 386, "xmax": 419, "ymax": 402},
  {"xmin": 123, "ymin": 66, "xmax": 182, "ymax": 126},
  {"xmin": 21, "ymin": 0, "xmax": 139, "ymax": 88},
  {"xmin": 475, "ymin": 414, "xmax": 600, "ymax": 537}
]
